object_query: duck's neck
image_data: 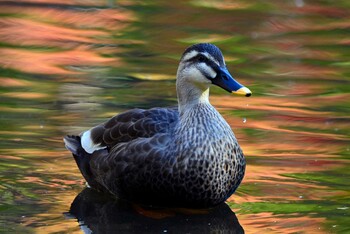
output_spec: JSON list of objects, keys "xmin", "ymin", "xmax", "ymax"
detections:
[{"xmin": 176, "ymin": 79, "xmax": 211, "ymax": 116}]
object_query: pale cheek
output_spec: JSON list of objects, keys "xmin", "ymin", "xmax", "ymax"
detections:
[
  {"xmin": 184, "ymin": 67, "xmax": 211, "ymax": 84},
  {"xmin": 198, "ymin": 63, "xmax": 217, "ymax": 79}
]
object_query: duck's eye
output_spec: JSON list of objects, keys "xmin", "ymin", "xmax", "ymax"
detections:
[{"xmin": 197, "ymin": 55, "xmax": 206, "ymax": 62}]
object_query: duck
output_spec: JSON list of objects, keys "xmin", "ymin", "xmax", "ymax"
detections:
[{"xmin": 64, "ymin": 43, "xmax": 252, "ymax": 208}]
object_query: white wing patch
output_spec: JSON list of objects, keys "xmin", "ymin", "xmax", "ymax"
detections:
[{"xmin": 81, "ymin": 130, "xmax": 106, "ymax": 154}]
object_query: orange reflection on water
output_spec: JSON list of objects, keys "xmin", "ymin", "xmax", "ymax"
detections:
[
  {"xmin": 0, "ymin": 18, "xmax": 107, "ymax": 47},
  {"xmin": 0, "ymin": 47, "xmax": 116, "ymax": 74},
  {"xmin": 2, "ymin": 91, "xmax": 50, "ymax": 99},
  {"xmin": 0, "ymin": 3, "xmax": 133, "ymax": 75},
  {"xmin": 0, "ymin": 77, "xmax": 33, "ymax": 87}
]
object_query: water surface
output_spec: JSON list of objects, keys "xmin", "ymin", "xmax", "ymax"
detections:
[{"xmin": 0, "ymin": 0, "xmax": 349, "ymax": 233}]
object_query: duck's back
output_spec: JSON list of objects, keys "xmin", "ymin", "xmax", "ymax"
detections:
[{"xmin": 89, "ymin": 107, "xmax": 179, "ymax": 147}]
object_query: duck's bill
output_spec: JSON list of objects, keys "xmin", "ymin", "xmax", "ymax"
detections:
[
  {"xmin": 233, "ymin": 86, "xmax": 252, "ymax": 97},
  {"xmin": 212, "ymin": 67, "xmax": 252, "ymax": 97}
]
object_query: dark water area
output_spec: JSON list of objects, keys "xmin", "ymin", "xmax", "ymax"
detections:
[
  {"xmin": 0, "ymin": 0, "xmax": 349, "ymax": 233},
  {"xmin": 66, "ymin": 188, "xmax": 244, "ymax": 233}
]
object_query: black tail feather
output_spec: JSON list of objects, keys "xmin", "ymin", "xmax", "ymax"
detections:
[
  {"xmin": 63, "ymin": 135, "xmax": 81, "ymax": 155},
  {"xmin": 64, "ymin": 135, "xmax": 107, "ymax": 192}
]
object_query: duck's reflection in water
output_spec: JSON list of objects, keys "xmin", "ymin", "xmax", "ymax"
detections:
[{"xmin": 66, "ymin": 188, "xmax": 244, "ymax": 233}]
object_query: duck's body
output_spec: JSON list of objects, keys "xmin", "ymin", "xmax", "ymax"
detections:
[{"xmin": 64, "ymin": 43, "xmax": 251, "ymax": 208}]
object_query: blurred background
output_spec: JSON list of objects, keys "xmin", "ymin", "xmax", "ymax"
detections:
[{"xmin": 0, "ymin": 0, "xmax": 349, "ymax": 233}]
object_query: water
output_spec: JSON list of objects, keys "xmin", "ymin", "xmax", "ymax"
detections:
[{"xmin": 0, "ymin": 0, "xmax": 349, "ymax": 233}]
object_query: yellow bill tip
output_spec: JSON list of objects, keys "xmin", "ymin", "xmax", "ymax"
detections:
[{"xmin": 232, "ymin": 87, "xmax": 252, "ymax": 97}]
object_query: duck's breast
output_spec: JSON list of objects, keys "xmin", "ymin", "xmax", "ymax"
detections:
[{"xmin": 170, "ymin": 104, "xmax": 246, "ymax": 205}]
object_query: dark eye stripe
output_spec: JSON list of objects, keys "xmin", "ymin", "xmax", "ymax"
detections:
[
  {"xmin": 197, "ymin": 55, "xmax": 207, "ymax": 62},
  {"xmin": 184, "ymin": 53, "xmax": 221, "ymax": 74}
]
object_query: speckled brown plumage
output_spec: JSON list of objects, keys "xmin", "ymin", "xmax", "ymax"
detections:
[{"xmin": 64, "ymin": 43, "xmax": 250, "ymax": 208}]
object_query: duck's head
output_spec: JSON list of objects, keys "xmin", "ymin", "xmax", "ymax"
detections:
[{"xmin": 176, "ymin": 43, "xmax": 252, "ymax": 97}]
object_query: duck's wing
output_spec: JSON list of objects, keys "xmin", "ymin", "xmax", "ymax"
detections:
[
  {"xmin": 81, "ymin": 106, "xmax": 179, "ymax": 154},
  {"xmin": 88, "ymin": 107, "xmax": 179, "ymax": 196},
  {"xmin": 89, "ymin": 129, "xmax": 175, "ymax": 196},
  {"xmin": 64, "ymin": 106, "xmax": 179, "ymax": 193}
]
